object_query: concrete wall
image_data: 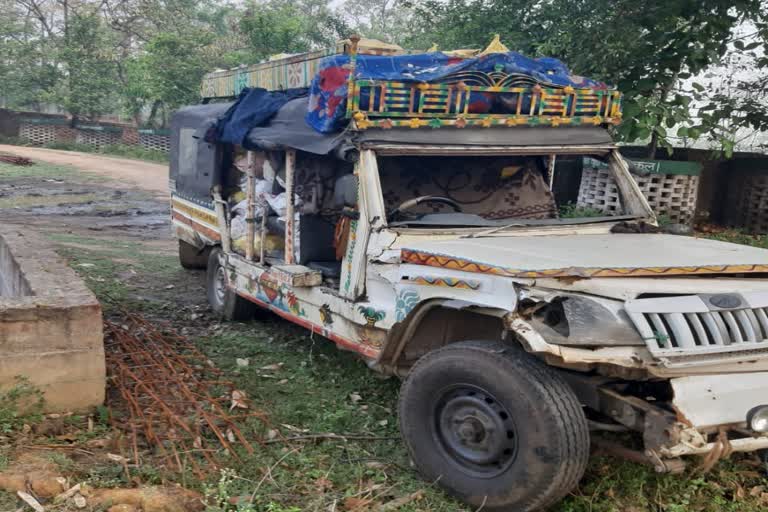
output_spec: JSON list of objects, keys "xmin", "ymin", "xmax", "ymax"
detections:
[
  {"xmin": 0, "ymin": 109, "xmax": 20, "ymax": 138},
  {"xmin": 0, "ymin": 229, "xmax": 105, "ymax": 412},
  {"xmin": 7, "ymin": 110, "xmax": 171, "ymax": 153}
]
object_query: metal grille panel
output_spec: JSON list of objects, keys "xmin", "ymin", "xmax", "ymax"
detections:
[{"xmin": 626, "ymin": 292, "xmax": 768, "ymax": 366}]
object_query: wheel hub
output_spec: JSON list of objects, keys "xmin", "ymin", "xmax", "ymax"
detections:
[
  {"xmin": 434, "ymin": 386, "xmax": 518, "ymax": 477},
  {"xmin": 213, "ymin": 265, "xmax": 227, "ymax": 305}
]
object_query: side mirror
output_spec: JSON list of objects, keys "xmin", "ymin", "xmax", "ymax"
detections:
[{"xmin": 334, "ymin": 174, "xmax": 358, "ymax": 208}]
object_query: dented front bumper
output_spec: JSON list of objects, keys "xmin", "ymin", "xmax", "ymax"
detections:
[{"xmin": 662, "ymin": 372, "xmax": 768, "ymax": 458}]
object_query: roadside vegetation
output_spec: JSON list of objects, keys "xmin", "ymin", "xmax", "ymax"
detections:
[{"xmin": 0, "ymin": 137, "xmax": 168, "ymax": 163}]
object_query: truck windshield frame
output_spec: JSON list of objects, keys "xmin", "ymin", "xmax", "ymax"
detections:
[{"xmin": 367, "ymin": 147, "xmax": 653, "ymax": 233}]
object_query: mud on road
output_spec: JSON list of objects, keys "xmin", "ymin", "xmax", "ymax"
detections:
[{"xmin": 0, "ymin": 147, "xmax": 208, "ymax": 315}]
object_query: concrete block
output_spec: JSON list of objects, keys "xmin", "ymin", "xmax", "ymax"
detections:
[{"xmin": 0, "ymin": 228, "xmax": 105, "ymax": 412}]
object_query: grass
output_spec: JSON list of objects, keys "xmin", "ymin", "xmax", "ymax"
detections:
[
  {"xmin": 0, "ymin": 136, "xmax": 168, "ymax": 163},
  {"xmin": 0, "ymin": 377, "xmax": 45, "ymax": 434},
  {"xmin": 0, "ymin": 160, "xmax": 107, "ymax": 182},
  {"xmin": 701, "ymin": 228, "xmax": 768, "ymax": 249},
  {"xmin": 559, "ymin": 203, "xmax": 606, "ymax": 218},
  {"xmin": 47, "ymin": 234, "xmax": 768, "ymax": 512},
  {"xmin": 0, "ymin": 192, "xmax": 100, "ymax": 209},
  {"xmin": 41, "ymin": 141, "xmax": 169, "ymax": 163}
]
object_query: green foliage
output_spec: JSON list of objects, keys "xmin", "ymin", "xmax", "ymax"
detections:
[
  {"xmin": 58, "ymin": 13, "xmax": 119, "ymax": 120},
  {"xmin": 0, "ymin": 377, "xmax": 45, "ymax": 433},
  {"xmin": 408, "ymin": 0, "xmax": 768, "ymax": 156},
  {"xmin": 559, "ymin": 203, "xmax": 606, "ymax": 218},
  {"xmin": 143, "ymin": 32, "xmax": 214, "ymax": 111},
  {"xmin": 702, "ymin": 229, "xmax": 768, "ymax": 249},
  {"xmin": 239, "ymin": 0, "xmax": 349, "ymax": 60}
]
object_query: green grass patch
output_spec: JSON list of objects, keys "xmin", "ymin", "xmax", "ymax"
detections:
[
  {"xmin": 559, "ymin": 203, "xmax": 606, "ymax": 218},
  {"xmin": 0, "ymin": 377, "xmax": 45, "ymax": 434},
  {"xmin": 194, "ymin": 322, "xmax": 463, "ymax": 511},
  {"xmin": 701, "ymin": 229, "xmax": 768, "ymax": 249},
  {"xmin": 50, "ymin": 235, "xmax": 181, "ymax": 310},
  {"xmin": 0, "ymin": 160, "xmax": 107, "ymax": 182},
  {"xmin": 0, "ymin": 192, "xmax": 100, "ymax": 209},
  {"xmin": 1, "ymin": 136, "xmax": 168, "ymax": 162},
  {"xmin": 44, "ymin": 141, "xmax": 168, "ymax": 163}
]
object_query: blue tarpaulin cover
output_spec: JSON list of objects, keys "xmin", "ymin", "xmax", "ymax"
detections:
[
  {"xmin": 211, "ymin": 87, "xmax": 308, "ymax": 146},
  {"xmin": 306, "ymin": 52, "xmax": 609, "ymax": 133}
]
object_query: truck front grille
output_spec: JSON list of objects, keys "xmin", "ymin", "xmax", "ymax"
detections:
[{"xmin": 625, "ymin": 292, "xmax": 768, "ymax": 367}]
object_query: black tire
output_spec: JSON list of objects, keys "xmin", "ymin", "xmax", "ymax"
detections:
[
  {"xmin": 398, "ymin": 340, "xmax": 589, "ymax": 512},
  {"xmin": 206, "ymin": 248, "xmax": 258, "ymax": 321},
  {"xmin": 178, "ymin": 240, "xmax": 210, "ymax": 270}
]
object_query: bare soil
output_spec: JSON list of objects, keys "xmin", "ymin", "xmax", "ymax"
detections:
[{"xmin": 0, "ymin": 145, "xmax": 169, "ymax": 196}]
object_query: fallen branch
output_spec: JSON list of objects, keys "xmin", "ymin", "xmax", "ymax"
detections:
[
  {"xmin": 264, "ymin": 433, "xmax": 399, "ymax": 444},
  {"xmin": 0, "ymin": 154, "xmax": 33, "ymax": 166},
  {"xmin": 17, "ymin": 491, "xmax": 45, "ymax": 512},
  {"xmin": 379, "ymin": 490, "xmax": 425, "ymax": 511}
]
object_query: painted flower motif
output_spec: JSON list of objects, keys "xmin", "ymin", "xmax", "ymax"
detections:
[
  {"xmin": 319, "ymin": 304, "xmax": 333, "ymax": 326},
  {"xmin": 357, "ymin": 306, "xmax": 386, "ymax": 327},
  {"xmin": 286, "ymin": 291, "xmax": 305, "ymax": 316},
  {"xmin": 395, "ymin": 289, "xmax": 420, "ymax": 322},
  {"xmin": 408, "ymin": 118, "xmax": 426, "ymax": 129}
]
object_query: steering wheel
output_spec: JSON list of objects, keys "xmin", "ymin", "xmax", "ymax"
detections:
[{"xmin": 389, "ymin": 195, "xmax": 463, "ymax": 218}]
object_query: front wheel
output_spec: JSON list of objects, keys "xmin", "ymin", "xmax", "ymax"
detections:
[
  {"xmin": 206, "ymin": 248, "xmax": 258, "ymax": 321},
  {"xmin": 398, "ymin": 340, "xmax": 589, "ymax": 512}
]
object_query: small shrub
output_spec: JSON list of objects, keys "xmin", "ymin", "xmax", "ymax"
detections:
[
  {"xmin": 0, "ymin": 376, "xmax": 45, "ymax": 433},
  {"xmin": 559, "ymin": 203, "xmax": 606, "ymax": 218}
]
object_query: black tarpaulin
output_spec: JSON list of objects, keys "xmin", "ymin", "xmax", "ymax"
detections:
[{"xmin": 245, "ymin": 97, "xmax": 351, "ymax": 155}]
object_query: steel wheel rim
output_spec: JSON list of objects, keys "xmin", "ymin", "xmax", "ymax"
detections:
[
  {"xmin": 432, "ymin": 384, "xmax": 519, "ymax": 478},
  {"xmin": 213, "ymin": 264, "xmax": 227, "ymax": 306}
]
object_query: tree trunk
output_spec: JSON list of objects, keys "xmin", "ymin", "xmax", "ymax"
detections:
[
  {"xmin": 147, "ymin": 100, "xmax": 161, "ymax": 128},
  {"xmin": 647, "ymin": 73, "xmax": 678, "ymax": 159}
]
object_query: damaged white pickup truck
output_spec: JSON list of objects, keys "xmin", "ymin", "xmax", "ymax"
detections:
[{"xmin": 172, "ymin": 71, "xmax": 768, "ymax": 512}]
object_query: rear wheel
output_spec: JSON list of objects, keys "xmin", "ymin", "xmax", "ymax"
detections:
[
  {"xmin": 398, "ymin": 340, "xmax": 589, "ymax": 512},
  {"xmin": 206, "ymin": 248, "xmax": 257, "ymax": 321},
  {"xmin": 178, "ymin": 240, "xmax": 210, "ymax": 270}
]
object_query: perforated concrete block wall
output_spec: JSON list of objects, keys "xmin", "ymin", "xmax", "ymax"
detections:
[
  {"xmin": 75, "ymin": 130, "xmax": 122, "ymax": 148},
  {"xmin": 19, "ymin": 123, "xmax": 58, "ymax": 146},
  {"xmin": 139, "ymin": 133, "xmax": 171, "ymax": 152},
  {"xmin": 578, "ymin": 167, "xmax": 699, "ymax": 225},
  {"xmin": 738, "ymin": 174, "xmax": 768, "ymax": 234}
]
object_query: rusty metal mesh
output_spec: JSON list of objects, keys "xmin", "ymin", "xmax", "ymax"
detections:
[{"xmin": 104, "ymin": 312, "xmax": 267, "ymax": 477}]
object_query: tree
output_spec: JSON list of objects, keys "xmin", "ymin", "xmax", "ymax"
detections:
[
  {"xmin": 336, "ymin": 0, "xmax": 416, "ymax": 46},
  {"xmin": 409, "ymin": 0, "xmax": 768, "ymax": 156},
  {"xmin": 239, "ymin": 0, "xmax": 349, "ymax": 60},
  {"xmin": 58, "ymin": 13, "xmax": 118, "ymax": 121}
]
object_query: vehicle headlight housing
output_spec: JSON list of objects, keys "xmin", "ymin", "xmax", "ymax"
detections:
[{"xmin": 747, "ymin": 405, "xmax": 768, "ymax": 433}]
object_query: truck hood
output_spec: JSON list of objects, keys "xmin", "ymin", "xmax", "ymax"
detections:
[{"xmin": 400, "ymin": 233, "xmax": 768, "ymax": 279}]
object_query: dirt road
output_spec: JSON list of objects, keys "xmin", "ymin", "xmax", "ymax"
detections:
[{"xmin": 0, "ymin": 144, "xmax": 168, "ymax": 196}]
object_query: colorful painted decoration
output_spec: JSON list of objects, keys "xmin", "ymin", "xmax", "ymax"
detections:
[
  {"xmin": 286, "ymin": 291, "xmax": 306, "ymax": 317},
  {"xmin": 405, "ymin": 276, "xmax": 481, "ymax": 290},
  {"xmin": 357, "ymin": 306, "xmax": 386, "ymax": 327},
  {"xmin": 395, "ymin": 289, "xmax": 420, "ymax": 322},
  {"xmin": 401, "ymin": 248, "xmax": 768, "ymax": 279},
  {"xmin": 319, "ymin": 304, "xmax": 334, "ymax": 326}
]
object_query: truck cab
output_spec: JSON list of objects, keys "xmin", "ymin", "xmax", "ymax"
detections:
[{"xmin": 169, "ymin": 37, "xmax": 768, "ymax": 512}]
